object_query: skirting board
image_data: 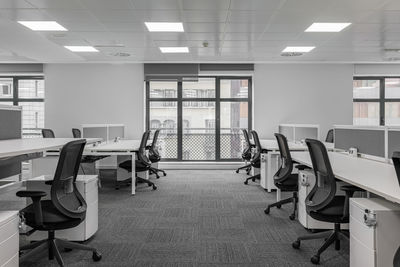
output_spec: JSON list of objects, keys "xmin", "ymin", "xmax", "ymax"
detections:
[{"xmin": 159, "ymin": 162, "xmax": 246, "ymax": 170}]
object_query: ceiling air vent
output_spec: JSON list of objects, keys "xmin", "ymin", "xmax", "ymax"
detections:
[
  {"xmin": 281, "ymin": 52, "xmax": 304, "ymax": 57},
  {"xmin": 109, "ymin": 52, "xmax": 131, "ymax": 57}
]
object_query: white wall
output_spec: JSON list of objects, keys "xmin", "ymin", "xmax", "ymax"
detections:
[
  {"xmin": 254, "ymin": 64, "xmax": 354, "ymax": 139},
  {"xmin": 44, "ymin": 63, "xmax": 144, "ymax": 139}
]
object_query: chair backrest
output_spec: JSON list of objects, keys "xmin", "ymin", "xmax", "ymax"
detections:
[
  {"xmin": 394, "ymin": 246, "xmax": 400, "ymax": 267},
  {"xmin": 325, "ymin": 129, "xmax": 334, "ymax": 143},
  {"xmin": 151, "ymin": 129, "xmax": 160, "ymax": 153},
  {"xmin": 250, "ymin": 130, "xmax": 262, "ymax": 164},
  {"xmin": 273, "ymin": 133, "xmax": 294, "ymax": 183},
  {"xmin": 392, "ymin": 151, "xmax": 400, "ymax": 186},
  {"xmin": 42, "ymin": 128, "xmax": 55, "ymax": 138},
  {"xmin": 51, "ymin": 140, "xmax": 87, "ymax": 220},
  {"xmin": 241, "ymin": 129, "xmax": 252, "ymax": 159},
  {"xmin": 305, "ymin": 138, "xmax": 337, "ymax": 213},
  {"xmin": 138, "ymin": 130, "xmax": 152, "ymax": 166},
  {"xmin": 72, "ymin": 128, "xmax": 81, "ymax": 138}
]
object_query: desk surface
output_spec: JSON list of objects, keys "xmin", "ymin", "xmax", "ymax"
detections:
[
  {"xmin": 87, "ymin": 140, "xmax": 141, "ymax": 152},
  {"xmin": 260, "ymin": 139, "xmax": 334, "ymax": 151},
  {"xmin": 0, "ymin": 138, "xmax": 101, "ymax": 158},
  {"xmin": 291, "ymin": 151, "xmax": 400, "ymax": 204}
]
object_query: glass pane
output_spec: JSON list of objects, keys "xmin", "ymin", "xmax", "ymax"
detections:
[
  {"xmin": 182, "ymin": 77, "xmax": 215, "ymax": 98},
  {"xmin": 385, "ymin": 102, "xmax": 400, "ymax": 126},
  {"xmin": 149, "ymin": 101, "xmax": 177, "ymax": 159},
  {"xmin": 353, "ymin": 80, "xmax": 380, "ymax": 99},
  {"xmin": 20, "ymin": 102, "xmax": 45, "ymax": 138},
  {"xmin": 221, "ymin": 79, "xmax": 249, "ymax": 98},
  {"xmin": 385, "ymin": 78, "xmax": 400, "ymax": 99},
  {"xmin": 0, "ymin": 78, "xmax": 13, "ymax": 99},
  {"xmin": 0, "ymin": 102, "xmax": 14, "ymax": 105},
  {"xmin": 183, "ymin": 102, "xmax": 215, "ymax": 160},
  {"xmin": 353, "ymin": 102, "xmax": 379, "ymax": 126},
  {"xmin": 220, "ymin": 102, "xmax": 248, "ymax": 159},
  {"xmin": 18, "ymin": 79, "xmax": 44, "ymax": 99},
  {"xmin": 149, "ymin": 81, "xmax": 177, "ymax": 98}
]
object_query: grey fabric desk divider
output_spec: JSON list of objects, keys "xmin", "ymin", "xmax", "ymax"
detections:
[
  {"xmin": 334, "ymin": 127, "xmax": 385, "ymax": 158},
  {"xmin": 279, "ymin": 125, "xmax": 294, "ymax": 141},
  {"xmin": 388, "ymin": 129, "xmax": 400, "ymax": 159},
  {"xmin": 296, "ymin": 127, "xmax": 319, "ymax": 141},
  {"xmin": 108, "ymin": 126, "xmax": 125, "ymax": 140},
  {"xmin": 0, "ymin": 105, "xmax": 22, "ymax": 179},
  {"xmin": 83, "ymin": 127, "xmax": 108, "ymax": 141}
]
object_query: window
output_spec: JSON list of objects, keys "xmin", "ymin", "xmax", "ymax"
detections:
[
  {"xmin": 353, "ymin": 77, "xmax": 400, "ymax": 126},
  {"xmin": 0, "ymin": 77, "xmax": 45, "ymax": 138}
]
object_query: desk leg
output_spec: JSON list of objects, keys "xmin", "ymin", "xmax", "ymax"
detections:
[
  {"xmin": 277, "ymin": 189, "xmax": 281, "ymax": 202},
  {"xmin": 131, "ymin": 153, "xmax": 136, "ymax": 195}
]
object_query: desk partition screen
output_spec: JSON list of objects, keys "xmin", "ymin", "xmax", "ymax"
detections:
[
  {"xmin": 388, "ymin": 129, "xmax": 400, "ymax": 159},
  {"xmin": 279, "ymin": 125, "xmax": 294, "ymax": 141},
  {"xmin": 334, "ymin": 127, "xmax": 385, "ymax": 158},
  {"xmin": 82, "ymin": 127, "xmax": 108, "ymax": 141},
  {"xmin": 0, "ymin": 105, "xmax": 22, "ymax": 179},
  {"xmin": 279, "ymin": 124, "xmax": 319, "ymax": 141},
  {"xmin": 295, "ymin": 127, "xmax": 319, "ymax": 141}
]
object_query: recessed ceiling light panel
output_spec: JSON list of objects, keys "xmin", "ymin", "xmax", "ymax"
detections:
[
  {"xmin": 282, "ymin": 46, "xmax": 315, "ymax": 53},
  {"xmin": 64, "ymin": 46, "xmax": 99, "ymax": 52},
  {"xmin": 160, "ymin": 47, "xmax": 189, "ymax": 53},
  {"xmin": 305, "ymin": 23, "xmax": 351, "ymax": 32},
  {"xmin": 145, "ymin": 22, "xmax": 184, "ymax": 32},
  {"xmin": 18, "ymin": 21, "xmax": 67, "ymax": 31}
]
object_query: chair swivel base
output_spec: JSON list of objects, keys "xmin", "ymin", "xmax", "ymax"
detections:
[
  {"xmin": 20, "ymin": 230, "xmax": 101, "ymax": 267},
  {"xmin": 136, "ymin": 176, "xmax": 157, "ymax": 190},
  {"xmin": 292, "ymin": 223, "xmax": 348, "ymax": 264},
  {"xmin": 264, "ymin": 192, "xmax": 297, "ymax": 220},
  {"xmin": 244, "ymin": 174, "xmax": 260, "ymax": 185},
  {"xmin": 236, "ymin": 163, "xmax": 251, "ymax": 174},
  {"xmin": 149, "ymin": 167, "xmax": 167, "ymax": 179}
]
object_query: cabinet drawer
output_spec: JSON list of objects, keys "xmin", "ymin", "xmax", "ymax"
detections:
[
  {"xmin": 350, "ymin": 235, "xmax": 375, "ymax": 267},
  {"xmin": 0, "ymin": 217, "xmax": 18, "ymax": 246},
  {"xmin": 0, "ymin": 233, "xmax": 18, "ymax": 267},
  {"xmin": 350, "ymin": 207, "xmax": 375, "ymax": 250},
  {"xmin": 2, "ymin": 253, "xmax": 18, "ymax": 267}
]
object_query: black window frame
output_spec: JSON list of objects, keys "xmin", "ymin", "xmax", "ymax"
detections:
[
  {"xmin": 146, "ymin": 76, "xmax": 252, "ymax": 162},
  {"xmin": 0, "ymin": 76, "xmax": 45, "ymax": 137}
]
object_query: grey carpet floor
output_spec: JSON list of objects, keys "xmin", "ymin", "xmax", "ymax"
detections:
[{"xmin": 2, "ymin": 170, "xmax": 349, "ymax": 266}]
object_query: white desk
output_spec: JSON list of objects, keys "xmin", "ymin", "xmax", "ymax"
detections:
[
  {"xmin": 258, "ymin": 139, "xmax": 334, "ymax": 192},
  {"xmin": 291, "ymin": 151, "xmax": 400, "ymax": 204},
  {"xmin": 85, "ymin": 140, "xmax": 141, "ymax": 195}
]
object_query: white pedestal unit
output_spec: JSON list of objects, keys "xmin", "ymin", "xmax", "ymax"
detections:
[
  {"xmin": 298, "ymin": 170, "xmax": 349, "ymax": 230},
  {"xmin": 350, "ymin": 198, "xmax": 400, "ymax": 267},
  {"xmin": 0, "ymin": 211, "xmax": 19, "ymax": 267},
  {"xmin": 26, "ymin": 175, "xmax": 98, "ymax": 242},
  {"xmin": 260, "ymin": 152, "xmax": 279, "ymax": 192}
]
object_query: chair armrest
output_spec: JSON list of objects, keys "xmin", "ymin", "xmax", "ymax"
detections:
[
  {"xmin": 146, "ymin": 145, "xmax": 152, "ymax": 149},
  {"xmin": 16, "ymin": 191, "xmax": 47, "ymax": 198},
  {"xmin": 44, "ymin": 180, "xmax": 53, "ymax": 186},
  {"xmin": 340, "ymin": 185, "xmax": 365, "ymax": 219},
  {"xmin": 340, "ymin": 185, "xmax": 364, "ymax": 193},
  {"xmin": 16, "ymin": 191, "xmax": 46, "ymax": 226}
]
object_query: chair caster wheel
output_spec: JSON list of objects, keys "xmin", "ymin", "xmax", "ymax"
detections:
[
  {"xmin": 252, "ymin": 178, "xmax": 255, "ymax": 182},
  {"xmin": 264, "ymin": 208, "xmax": 270, "ymax": 214},
  {"xmin": 311, "ymin": 255, "xmax": 320, "ymax": 264},
  {"xmin": 92, "ymin": 251, "xmax": 102, "ymax": 262},
  {"xmin": 163, "ymin": 172, "xmax": 167, "ymax": 176},
  {"xmin": 276, "ymin": 204, "xmax": 281, "ymax": 209},
  {"xmin": 292, "ymin": 240, "xmax": 300, "ymax": 249},
  {"xmin": 156, "ymin": 175, "xmax": 160, "ymax": 179},
  {"xmin": 244, "ymin": 181, "xmax": 248, "ymax": 185},
  {"xmin": 153, "ymin": 185, "xmax": 157, "ymax": 190},
  {"xmin": 289, "ymin": 214, "xmax": 295, "ymax": 220},
  {"xmin": 235, "ymin": 170, "xmax": 239, "ymax": 173},
  {"xmin": 64, "ymin": 248, "xmax": 73, "ymax": 252}
]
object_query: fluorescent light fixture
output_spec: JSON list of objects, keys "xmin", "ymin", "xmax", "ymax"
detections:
[
  {"xmin": 160, "ymin": 47, "xmax": 189, "ymax": 53},
  {"xmin": 18, "ymin": 21, "xmax": 67, "ymax": 31},
  {"xmin": 64, "ymin": 46, "xmax": 99, "ymax": 52},
  {"xmin": 282, "ymin": 46, "xmax": 315, "ymax": 53},
  {"xmin": 145, "ymin": 22, "xmax": 184, "ymax": 32},
  {"xmin": 305, "ymin": 23, "xmax": 351, "ymax": 32}
]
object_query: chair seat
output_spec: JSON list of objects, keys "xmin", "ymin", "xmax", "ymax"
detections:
[
  {"xmin": 21, "ymin": 200, "xmax": 82, "ymax": 230},
  {"xmin": 149, "ymin": 154, "xmax": 161, "ymax": 163},
  {"xmin": 274, "ymin": 173, "xmax": 298, "ymax": 191},
  {"xmin": 119, "ymin": 160, "xmax": 149, "ymax": 172},
  {"xmin": 309, "ymin": 195, "xmax": 348, "ymax": 224}
]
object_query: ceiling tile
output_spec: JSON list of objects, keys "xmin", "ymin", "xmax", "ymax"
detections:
[
  {"xmin": 102, "ymin": 22, "xmax": 145, "ymax": 32},
  {"xmin": 80, "ymin": 0, "xmax": 134, "ymax": 9},
  {"xmin": 229, "ymin": 0, "xmax": 284, "ymax": 11},
  {"xmin": 227, "ymin": 10, "xmax": 274, "ymax": 24},
  {"xmin": 0, "ymin": 8, "xmax": 51, "ymax": 21},
  {"xmin": 43, "ymin": 9, "xmax": 96, "ymax": 21},
  {"xmin": 132, "ymin": 0, "xmax": 181, "ymax": 10},
  {"xmin": 0, "ymin": 0, "xmax": 35, "ymax": 8},
  {"xmin": 183, "ymin": 10, "xmax": 228, "ymax": 23},
  {"xmin": 25, "ymin": 0, "xmax": 85, "ymax": 9},
  {"xmin": 225, "ymin": 23, "xmax": 267, "ymax": 33},
  {"xmin": 182, "ymin": 0, "xmax": 230, "ymax": 10},
  {"xmin": 185, "ymin": 23, "xmax": 225, "ymax": 33}
]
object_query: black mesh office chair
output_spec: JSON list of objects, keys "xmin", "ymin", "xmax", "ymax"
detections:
[
  {"xmin": 119, "ymin": 131, "xmax": 157, "ymax": 190},
  {"xmin": 42, "ymin": 129, "xmax": 55, "ymax": 138},
  {"xmin": 264, "ymin": 133, "xmax": 308, "ymax": 220},
  {"xmin": 244, "ymin": 130, "xmax": 266, "ymax": 185},
  {"xmin": 16, "ymin": 140, "xmax": 102, "ymax": 266},
  {"xmin": 325, "ymin": 129, "xmax": 334, "ymax": 143},
  {"xmin": 393, "ymin": 152, "xmax": 400, "ymax": 267},
  {"xmin": 394, "ymin": 246, "xmax": 400, "ymax": 267},
  {"xmin": 236, "ymin": 129, "xmax": 254, "ymax": 175},
  {"xmin": 147, "ymin": 129, "xmax": 167, "ymax": 178},
  {"xmin": 71, "ymin": 128, "xmax": 107, "ymax": 174},
  {"xmin": 72, "ymin": 128, "xmax": 81, "ymax": 138},
  {"xmin": 292, "ymin": 139, "xmax": 363, "ymax": 264}
]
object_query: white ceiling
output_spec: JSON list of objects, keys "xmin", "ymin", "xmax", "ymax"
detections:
[{"xmin": 1, "ymin": 0, "xmax": 400, "ymax": 63}]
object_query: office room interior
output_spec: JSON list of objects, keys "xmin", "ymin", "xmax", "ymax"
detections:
[{"xmin": 3, "ymin": 0, "xmax": 400, "ymax": 266}]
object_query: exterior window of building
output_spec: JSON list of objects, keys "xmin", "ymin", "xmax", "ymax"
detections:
[
  {"xmin": 147, "ymin": 77, "xmax": 252, "ymax": 161},
  {"xmin": 0, "ymin": 77, "xmax": 45, "ymax": 138},
  {"xmin": 353, "ymin": 77, "xmax": 400, "ymax": 126}
]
